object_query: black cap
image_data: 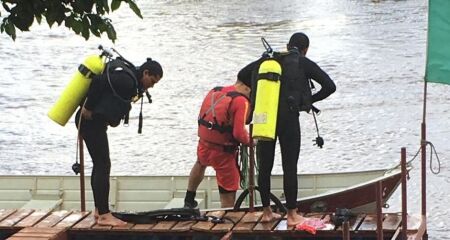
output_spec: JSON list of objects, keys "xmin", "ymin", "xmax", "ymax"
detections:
[
  {"xmin": 239, "ymin": 75, "xmax": 252, "ymax": 88},
  {"xmin": 238, "ymin": 61, "xmax": 258, "ymax": 88},
  {"xmin": 288, "ymin": 32, "xmax": 309, "ymax": 51}
]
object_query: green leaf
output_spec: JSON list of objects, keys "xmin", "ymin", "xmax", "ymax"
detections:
[
  {"xmin": 81, "ymin": 15, "xmax": 90, "ymax": 40},
  {"xmin": 82, "ymin": 1, "xmax": 94, "ymax": 13},
  {"xmin": 64, "ymin": 15, "xmax": 74, "ymax": 28},
  {"xmin": 97, "ymin": 21, "xmax": 107, "ymax": 32},
  {"xmin": 11, "ymin": 1, "xmax": 35, "ymax": 31},
  {"xmin": 111, "ymin": 0, "xmax": 121, "ymax": 11},
  {"xmin": 36, "ymin": 15, "xmax": 42, "ymax": 24},
  {"xmin": 45, "ymin": 13, "xmax": 56, "ymax": 27},
  {"xmin": 103, "ymin": 0, "xmax": 110, "ymax": 13},
  {"xmin": 106, "ymin": 24, "xmax": 116, "ymax": 42},
  {"xmin": 87, "ymin": 14, "xmax": 102, "ymax": 37},
  {"xmin": 95, "ymin": 3, "xmax": 105, "ymax": 15},
  {"xmin": 72, "ymin": 19, "xmax": 83, "ymax": 34},
  {"xmin": 127, "ymin": 0, "xmax": 142, "ymax": 18},
  {"xmin": 5, "ymin": 21, "xmax": 16, "ymax": 40}
]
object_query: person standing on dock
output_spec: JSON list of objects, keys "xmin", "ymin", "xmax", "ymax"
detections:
[
  {"xmin": 238, "ymin": 32, "xmax": 336, "ymax": 226},
  {"xmin": 75, "ymin": 58, "xmax": 163, "ymax": 226},
  {"xmin": 184, "ymin": 76, "xmax": 252, "ymax": 208}
]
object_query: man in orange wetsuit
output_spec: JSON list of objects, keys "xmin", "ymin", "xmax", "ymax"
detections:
[{"xmin": 184, "ymin": 76, "xmax": 252, "ymax": 208}]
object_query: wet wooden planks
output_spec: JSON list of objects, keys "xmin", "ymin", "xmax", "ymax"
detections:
[
  {"xmin": 0, "ymin": 209, "xmax": 415, "ymax": 238},
  {"xmin": 0, "ymin": 210, "xmax": 90, "ymax": 230},
  {"xmin": 7, "ymin": 227, "xmax": 67, "ymax": 240}
]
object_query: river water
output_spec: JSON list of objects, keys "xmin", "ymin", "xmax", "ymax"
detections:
[{"xmin": 0, "ymin": 0, "xmax": 448, "ymax": 238}]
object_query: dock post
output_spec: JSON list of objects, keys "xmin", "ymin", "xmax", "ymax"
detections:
[
  {"xmin": 376, "ymin": 181, "xmax": 383, "ymax": 240},
  {"xmin": 342, "ymin": 220, "xmax": 350, "ymax": 240},
  {"xmin": 420, "ymin": 82, "xmax": 428, "ymax": 238},
  {"xmin": 401, "ymin": 147, "xmax": 407, "ymax": 240}
]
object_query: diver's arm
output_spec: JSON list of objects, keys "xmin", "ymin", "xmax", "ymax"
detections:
[
  {"xmin": 304, "ymin": 58, "xmax": 336, "ymax": 103},
  {"xmin": 230, "ymin": 97, "xmax": 251, "ymax": 145}
]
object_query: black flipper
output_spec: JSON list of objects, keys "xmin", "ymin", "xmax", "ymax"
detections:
[{"xmin": 113, "ymin": 207, "xmax": 201, "ymax": 224}]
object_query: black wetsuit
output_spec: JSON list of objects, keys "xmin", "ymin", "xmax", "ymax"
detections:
[
  {"xmin": 238, "ymin": 55, "xmax": 336, "ymax": 210},
  {"xmin": 75, "ymin": 70, "xmax": 137, "ymax": 215}
]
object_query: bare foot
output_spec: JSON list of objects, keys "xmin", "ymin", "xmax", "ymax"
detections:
[
  {"xmin": 287, "ymin": 209, "xmax": 306, "ymax": 226},
  {"xmin": 94, "ymin": 208, "xmax": 99, "ymax": 219},
  {"xmin": 97, "ymin": 212, "xmax": 127, "ymax": 227},
  {"xmin": 260, "ymin": 207, "xmax": 282, "ymax": 222}
]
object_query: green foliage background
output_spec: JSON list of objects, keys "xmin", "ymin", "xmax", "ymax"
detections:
[{"xmin": 0, "ymin": 0, "xmax": 142, "ymax": 42}]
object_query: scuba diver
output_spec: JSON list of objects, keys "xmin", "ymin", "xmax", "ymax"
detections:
[
  {"xmin": 238, "ymin": 32, "xmax": 336, "ymax": 226},
  {"xmin": 184, "ymin": 76, "xmax": 252, "ymax": 209},
  {"xmin": 75, "ymin": 57, "xmax": 163, "ymax": 227}
]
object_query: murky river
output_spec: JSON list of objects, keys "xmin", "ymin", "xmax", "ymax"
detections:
[{"xmin": 0, "ymin": 0, "xmax": 448, "ymax": 238}]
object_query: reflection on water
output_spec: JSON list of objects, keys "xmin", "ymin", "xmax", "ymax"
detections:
[{"xmin": 1, "ymin": 0, "xmax": 449, "ymax": 238}]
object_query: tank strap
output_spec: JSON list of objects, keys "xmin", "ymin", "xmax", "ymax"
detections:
[
  {"xmin": 78, "ymin": 64, "xmax": 96, "ymax": 78},
  {"xmin": 257, "ymin": 72, "xmax": 280, "ymax": 81}
]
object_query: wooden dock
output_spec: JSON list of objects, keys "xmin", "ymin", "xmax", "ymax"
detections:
[{"xmin": 0, "ymin": 208, "xmax": 423, "ymax": 240}]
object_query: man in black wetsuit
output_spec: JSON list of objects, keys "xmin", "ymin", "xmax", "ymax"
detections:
[
  {"xmin": 238, "ymin": 32, "xmax": 336, "ymax": 226},
  {"xmin": 75, "ymin": 59, "xmax": 163, "ymax": 227}
]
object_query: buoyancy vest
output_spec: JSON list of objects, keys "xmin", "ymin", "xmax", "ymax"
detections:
[
  {"xmin": 198, "ymin": 86, "xmax": 247, "ymax": 146},
  {"xmin": 276, "ymin": 49, "xmax": 312, "ymax": 113},
  {"xmin": 250, "ymin": 49, "xmax": 312, "ymax": 117},
  {"xmin": 93, "ymin": 58, "xmax": 139, "ymax": 127}
]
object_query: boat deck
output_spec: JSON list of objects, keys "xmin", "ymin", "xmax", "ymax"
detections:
[{"xmin": 0, "ymin": 208, "xmax": 423, "ymax": 240}]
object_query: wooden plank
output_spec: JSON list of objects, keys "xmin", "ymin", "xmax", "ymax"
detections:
[
  {"xmin": 0, "ymin": 209, "xmax": 34, "ymax": 227},
  {"xmin": 406, "ymin": 214, "xmax": 422, "ymax": 230},
  {"xmin": 15, "ymin": 210, "xmax": 51, "ymax": 228},
  {"xmin": 253, "ymin": 213, "xmax": 285, "ymax": 232},
  {"xmin": 273, "ymin": 219, "xmax": 295, "ymax": 231},
  {"xmin": 15, "ymin": 227, "xmax": 62, "ymax": 234},
  {"xmin": 0, "ymin": 209, "xmax": 17, "ymax": 222},
  {"xmin": 171, "ymin": 221, "xmax": 196, "ymax": 232},
  {"xmin": 112, "ymin": 222, "xmax": 135, "ymax": 230},
  {"xmin": 151, "ymin": 221, "xmax": 177, "ymax": 232},
  {"xmin": 132, "ymin": 223, "xmax": 156, "ymax": 231},
  {"xmin": 240, "ymin": 211, "xmax": 263, "ymax": 223},
  {"xmin": 72, "ymin": 212, "xmax": 96, "ymax": 230},
  {"xmin": 8, "ymin": 233, "xmax": 56, "ymax": 239},
  {"xmin": 91, "ymin": 223, "xmax": 112, "ymax": 230},
  {"xmin": 8, "ymin": 227, "xmax": 67, "ymax": 240},
  {"xmin": 267, "ymin": 211, "xmax": 304, "ymax": 232},
  {"xmin": 191, "ymin": 211, "xmax": 225, "ymax": 232},
  {"xmin": 54, "ymin": 211, "xmax": 90, "ymax": 229},
  {"xmin": 34, "ymin": 210, "xmax": 72, "ymax": 228},
  {"xmin": 358, "ymin": 214, "xmax": 379, "ymax": 231},
  {"xmin": 212, "ymin": 211, "xmax": 246, "ymax": 232},
  {"xmin": 233, "ymin": 211, "xmax": 263, "ymax": 233},
  {"xmin": 382, "ymin": 213, "xmax": 402, "ymax": 231},
  {"xmin": 349, "ymin": 213, "xmax": 366, "ymax": 231},
  {"xmin": 336, "ymin": 213, "xmax": 366, "ymax": 231}
]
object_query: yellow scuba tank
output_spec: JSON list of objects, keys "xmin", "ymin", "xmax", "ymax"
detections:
[
  {"xmin": 48, "ymin": 54, "xmax": 106, "ymax": 126},
  {"xmin": 252, "ymin": 59, "xmax": 282, "ymax": 141}
]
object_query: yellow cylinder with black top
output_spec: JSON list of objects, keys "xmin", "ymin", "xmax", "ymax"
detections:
[
  {"xmin": 48, "ymin": 55, "xmax": 105, "ymax": 126},
  {"xmin": 252, "ymin": 59, "xmax": 282, "ymax": 141}
]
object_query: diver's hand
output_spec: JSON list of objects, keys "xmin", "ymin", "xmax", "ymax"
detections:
[{"xmin": 81, "ymin": 107, "xmax": 93, "ymax": 120}]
